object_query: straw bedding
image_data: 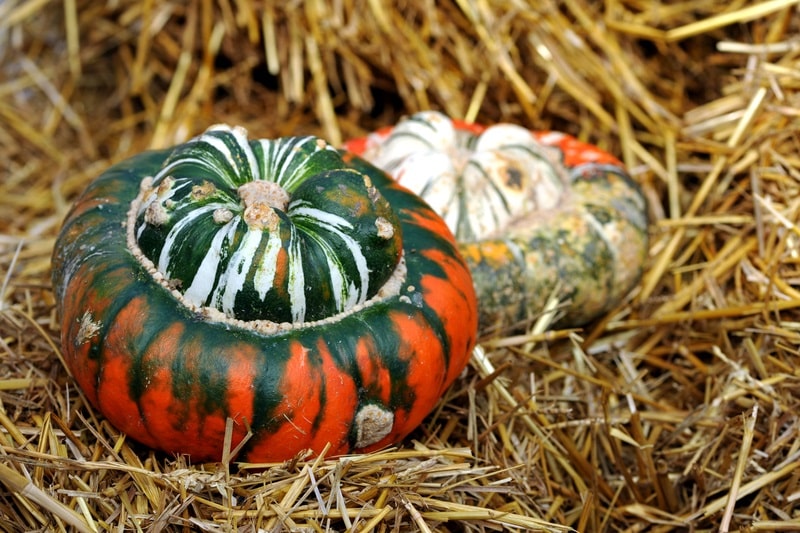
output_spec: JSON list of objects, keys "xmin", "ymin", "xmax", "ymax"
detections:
[{"xmin": 1, "ymin": 0, "xmax": 800, "ymax": 530}]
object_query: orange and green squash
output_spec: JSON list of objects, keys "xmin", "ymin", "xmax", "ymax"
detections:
[{"xmin": 52, "ymin": 125, "xmax": 478, "ymax": 462}]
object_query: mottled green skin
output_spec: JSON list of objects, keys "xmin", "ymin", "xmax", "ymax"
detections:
[
  {"xmin": 345, "ymin": 114, "xmax": 650, "ymax": 331},
  {"xmin": 462, "ymin": 164, "xmax": 649, "ymax": 329}
]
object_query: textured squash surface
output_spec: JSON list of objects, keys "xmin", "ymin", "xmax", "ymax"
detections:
[
  {"xmin": 344, "ymin": 111, "xmax": 649, "ymax": 329},
  {"xmin": 52, "ymin": 125, "xmax": 478, "ymax": 462}
]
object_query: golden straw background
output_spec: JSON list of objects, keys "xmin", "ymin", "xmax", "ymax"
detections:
[{"xmin": 2, "ymin": 0, "xmax": 800, "ymax": 530}]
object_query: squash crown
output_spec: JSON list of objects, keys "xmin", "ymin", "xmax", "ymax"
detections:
[
  {"xmin": 131, "ymin": 125, "xmax": 403, "ymax": 324},
  {"xmin": 359, "ymin": 111, "xmax": 570, "ymax": 242}
]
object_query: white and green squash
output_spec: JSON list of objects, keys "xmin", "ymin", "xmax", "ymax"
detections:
[{"xmin": 345, "ymin": 111, "xmax": 649, "ymax": 329}]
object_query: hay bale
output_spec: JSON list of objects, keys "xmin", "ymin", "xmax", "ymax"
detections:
[{"xmin": 2, "ymin": 0, "xmax": 800, "ymax": 530}]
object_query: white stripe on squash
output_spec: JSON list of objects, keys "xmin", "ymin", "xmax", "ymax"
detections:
[{"xmin": 135, "ymin": 127, "xmax": 385, "ymax": 324}]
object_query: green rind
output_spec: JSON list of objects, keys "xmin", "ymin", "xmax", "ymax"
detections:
[{"xmin": 461, "ymin": 165, "xmax": 648, "ymax": 329}]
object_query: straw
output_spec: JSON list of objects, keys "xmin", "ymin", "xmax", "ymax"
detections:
[{"xmin": 2, "ymin": 0, "xmax": 800, "ymax": 530}]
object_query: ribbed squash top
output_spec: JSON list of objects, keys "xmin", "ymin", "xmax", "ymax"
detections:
[
  {"xmin": 132, "ymin": 125, "xmax": 403, "ymax": 324},
  {"xmin": 360, "ymin": 110, "xmax": 569, "ymax": 242}
]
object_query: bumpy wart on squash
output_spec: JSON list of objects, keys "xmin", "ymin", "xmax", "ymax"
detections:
[
  {"xmin": 344, "ymin": 111, "xmax": 649, "ymax": 330},
  {"xmin": 51, "ymin": 125, "xmax": 478, "ymax": 462}
]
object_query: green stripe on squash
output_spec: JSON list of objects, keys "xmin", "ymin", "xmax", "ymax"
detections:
[
  {"xmin": 51, "ymin": 125, "xmax": 478, "ymax": 462},
  {"xmin": 133, "ymin": 127, "xmax": 403, "ymax": 324}
]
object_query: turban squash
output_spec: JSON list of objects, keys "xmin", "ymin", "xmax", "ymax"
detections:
[
  {"xmin": 51, "ymin": 125, "xmax": 478, "ymax": 462},
  {"xmin": 344, "ymin": 111, "xmax": 649, "ymax": 329}
]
